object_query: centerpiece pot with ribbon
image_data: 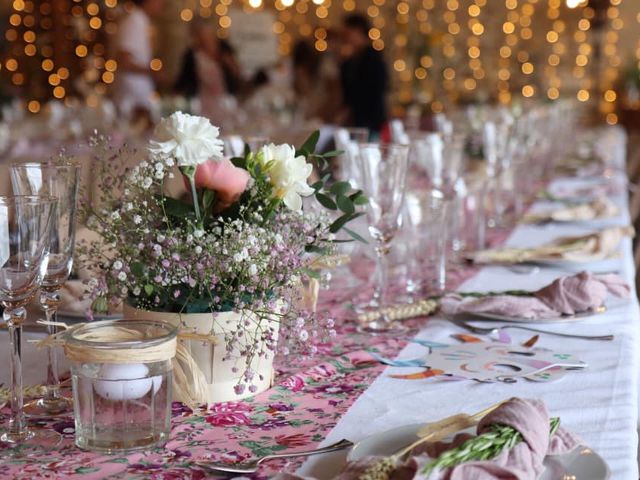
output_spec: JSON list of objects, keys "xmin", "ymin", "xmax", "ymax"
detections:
[{"xmin": 79, "ymin": 112, "xmax": 365, "ymax": 404}]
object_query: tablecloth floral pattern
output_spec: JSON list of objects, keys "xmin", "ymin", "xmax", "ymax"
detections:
[{"xmin": 0, "ymin": 234, "xmax": 510, "ymax": 479}]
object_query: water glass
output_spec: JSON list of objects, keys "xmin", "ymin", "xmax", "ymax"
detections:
[
  {"xmin": 402, "ymin": 190, "xmax": 450, "ymax": 297},
  {"xmin": 67, "ymin": 320, "xmax": 176, "ymax": 453},
  {"xmin": 334, "ymin": 127, "xmax": 369, "ymax": 188}
]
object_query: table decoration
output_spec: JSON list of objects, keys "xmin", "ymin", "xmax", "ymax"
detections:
[
  {"xmin": 59, "ymin": 319, "xmax": 177, "ymax": 453},
  {"xmin": 79, "ymin": 111, "xmax": 365, "ymax": 403},
  {"xmin": 373, "ymin": 336, "xmax": 586, "ymax": 384},
  {"xmin": 441, "ymin": 271, "xmax": 629, "ymax": 320},
  {"xmin": 469, "ymin": 226, "xmax": 633, "ymax": 265},
  {"xmin": 522, "ymin": 197, "xmax": 619, "ymax": 224},
  {"xmin": 292, "ymin": 399, "xmax": 588, "ymax": 480}
]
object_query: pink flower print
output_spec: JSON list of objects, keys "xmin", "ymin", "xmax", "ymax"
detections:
[
  {"xmin": 279, "ymin": 374, "xmax": 305, "ymax": 392},
  {"xmin": 205, "ymin": 401, "xmax": 253, "ymax": 426},
  {"xmin": 307, "ymin": 363, "xmax": 337, "ymax": 381}
]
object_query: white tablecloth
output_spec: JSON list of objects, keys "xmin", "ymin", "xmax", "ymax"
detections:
[{"xmin": 301, "ymin": 127, "xmax": 640, "ymax": 479}]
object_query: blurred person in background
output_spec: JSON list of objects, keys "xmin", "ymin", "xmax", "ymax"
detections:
[
  {"xmin": 292, "ymin": 39, "xmax": 321, "ymax": 119},
  {"xmin": 175, "ymin": 20, "xmax": 227, "ymax": 125},
  {"xmin": 218, "ymin": 40, "xmax": 244, "ymax": 97},
  {"xmin": 339, "ymin": 13, "xmax": 388, "ymax": 137},
  {"xmin": 112, "ymin": 0, "xmax": 163, "ymax": 122}
]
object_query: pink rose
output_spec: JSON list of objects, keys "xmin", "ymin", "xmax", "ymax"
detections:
[{"xmin": 193, "ymin": 158, "xmax": 250, "ymax": 205}]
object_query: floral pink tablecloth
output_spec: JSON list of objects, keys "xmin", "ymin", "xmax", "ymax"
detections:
[{"xmin": 0, "ymin": 233, "xmax": 510, "ymax": 479}]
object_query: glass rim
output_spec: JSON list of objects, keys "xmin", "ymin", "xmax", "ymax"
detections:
[
  {"xmin": 10, "ymin": 161, "xmax": 80, "ymax": 171},
  {"xmin": 66, "ymin": 319, "xmax": 178, "ymax": 350},
  {"xmin": 0, "ymin": 194, "xmax": 58, "ymax": 206}
]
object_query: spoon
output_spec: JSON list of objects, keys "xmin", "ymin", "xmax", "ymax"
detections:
[
  {"xmin": 195, "ymin": 438, "xmax": 354, "ymax": 474},
  {"xmin": 458, "ymin": 320, "xmax": 614, "ymax": 341}
]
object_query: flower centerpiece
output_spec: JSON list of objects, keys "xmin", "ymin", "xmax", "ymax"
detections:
[{"xmin": 80, "ymin": 112, "xmax": 366, "ymax": 403}]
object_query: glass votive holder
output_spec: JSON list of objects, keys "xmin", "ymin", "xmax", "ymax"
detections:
[{"xmin": 65, "ymin": 319, "xmax": 177, "ymax": 454}]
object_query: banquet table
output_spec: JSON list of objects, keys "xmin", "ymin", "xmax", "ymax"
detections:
[{"xmin": 0, "ymin": 126, "xmax": 638, "ymax": 479}]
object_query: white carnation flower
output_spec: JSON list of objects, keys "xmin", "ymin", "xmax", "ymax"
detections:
[
  {"xmin": 148, "ymin": 111, "xmax": 224, "ymax": 167},
  {"xmin": 261, "ymin": 143, "xmax": 314, "ymax": 211}
]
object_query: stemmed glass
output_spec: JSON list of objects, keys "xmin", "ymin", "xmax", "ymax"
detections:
[
  {"xmin": 10, "ymin": 163, "xmax": 80, "ymax": 417},
  {"xmin": 0, "ymin": 195, "xmax": 59, "ymax": 454},
  {"xmin": 357, "ymin": 143, "xmax": 409, "ymax": 334}
]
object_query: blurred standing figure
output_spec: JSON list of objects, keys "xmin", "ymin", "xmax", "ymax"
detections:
[
  {"xmin": 113, "ymin": 0, "xmax": 163, "ymax": 120},
  {"xmin": 292, "ymin": 40, "xmax": 321, "ymax": 119},
  {"xmin": 195, "ymin": 24, "xmax": 227, "ymax": 126},
  {"xmin": 218, "ymin": 40, "xmax": 244, "ymax": 96},
  {"xmin": 340, "ymin": 14, "xmax": 388, "ymax": 136}
]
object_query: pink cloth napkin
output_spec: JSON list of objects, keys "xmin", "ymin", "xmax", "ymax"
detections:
[
  {"xmin": 440, "ymin": 271, "xmax": 629, "ymax": 319},
  {"xmin": 417, "ymin": 398, "xmax": 581, "ymax": 479},
  {"xmin": 274, "ymin": 398, "xmax": 580, "ymax": 480}
]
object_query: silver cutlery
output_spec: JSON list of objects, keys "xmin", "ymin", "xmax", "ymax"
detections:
[
  {"xmin": 459, "ymin": 320, "xmax": 614, "ymax": 341},
  {"xmin": 195, "ymin": 438, "xmax": 354, "ymax": 474}
]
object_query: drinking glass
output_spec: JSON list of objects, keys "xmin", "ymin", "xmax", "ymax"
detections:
[
  {"xmin": 246, "ymin": 136, "xmax": 270, "ymax": 153},
  {"xmin": 0, "ymin": 195, "xmax": 59, "ymax": 454},
  {"xmin": 412, "ymin": 133, "xmax": 444, "ymax": 189},
  {"xmin": 334, "ymin": 127, "xmax": 369, "ymax": 188},
  {"xmin": 11, "ymin": 163, "xmax": 80, "ymax": 417},
  {"xmin": 357, "ymin": 143, "xmax": 409, "ymax": 334},
  {"xmin": 401, "ymin": 190, "xmax": 450, "ymax": 300}
]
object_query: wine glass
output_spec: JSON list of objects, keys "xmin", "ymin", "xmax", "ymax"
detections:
[
  {"xmin": 10, "ymin": 163, "xmax": 80, "ymax": 417},
  {"xmin": 357, "ymin": 143, "xmax": 409, "ymax": 334},
  {"xmin": 0, "ymin": 195, "xmax": 59, "ymax": 454}
]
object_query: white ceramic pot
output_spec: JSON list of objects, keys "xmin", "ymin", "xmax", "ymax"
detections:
[{"xmin": 122, "ymin": 304, "xmax": 278, "ymax": 403}]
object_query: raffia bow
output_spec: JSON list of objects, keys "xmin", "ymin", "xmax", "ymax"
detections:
[{"xmin": 33, "ymin": 320, "xmax": 215, "ymax": 407}]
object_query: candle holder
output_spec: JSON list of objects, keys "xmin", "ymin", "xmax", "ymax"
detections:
[{"xmin": 64, "ymin": 320, "xmax": 177, "ymax": 454}]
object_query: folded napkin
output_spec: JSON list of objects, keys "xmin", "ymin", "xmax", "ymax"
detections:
[
  {"xmin": 273, "ymin": 398, "xmax": 580, "ymax": 480},
  {"xmin": 441, "ymin": 271, "xmax": 629, "ymax": 319},
  {"xmin": 470, "ymin": 226, "xmax": 634, "ymax": 264},
  {"xmin": 523, "ymin": 197, "xmax": 619, "ymax": 224},
  {"xmin": 417, "ymin": 398, "xmax": 581, "ymax": 479}
]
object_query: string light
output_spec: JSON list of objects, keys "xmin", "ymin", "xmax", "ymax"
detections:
[{"xmin": 0, "ymin": 0, "xmax": 629, "ymax": 120}]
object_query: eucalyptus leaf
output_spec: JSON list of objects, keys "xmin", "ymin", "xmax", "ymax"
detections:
[
  {"xmin": 336, "ymin": 194, "xmax": 355, "ymax": 214},
  {"xmin": 316, "ymin": 193, "xmax": 337, "ymax": 210},
  {"xmin": 330, "ymin": 181, "xmax": 351, "ymax": 196},
  {"xmin": 297, "ymin": 130, "xmax": 320, "ymax": 156},
  {"xmin": 329, "ymin": 212, "xmax": 364, "ymax": 233},
  {"xmin": 344, "ymin": 227, "xmax": 368, "ymax": 243}
]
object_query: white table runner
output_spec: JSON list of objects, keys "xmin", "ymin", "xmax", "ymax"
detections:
[{"xmin": 300, "ymin": 128, "xmax": 640, "ymax": 479}]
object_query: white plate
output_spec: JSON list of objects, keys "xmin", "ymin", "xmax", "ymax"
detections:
[
  {"xmin": 468, "ymin": 308, "xmax": 606, "ymax": 324},
  {"xmin": 349, "ymin": 424, "xmax": 610, "ymax": 480},
  {"xmin": 526, "ymin": 256, "xmax": 621, "ymax": 272}
]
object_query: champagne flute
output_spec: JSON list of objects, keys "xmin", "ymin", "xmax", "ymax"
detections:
[
  {"xmin": 357, "ymin": 143, "xmax": 409, "ymax": 334},
  {"xmin": 0, "ymin": 195, "xmax": 59, "ymax": 454},
  {"xmin": 10, "ymin": 162, "xmax": 80, "ymax": 417}
]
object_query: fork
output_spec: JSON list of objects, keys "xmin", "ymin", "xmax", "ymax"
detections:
[
  {"xmin": 458, "ymin": 320, "xmax": 614, "ymax": 341},
  {"xmin": 195, "ymin": 438, "xmax": 354, "ymax": 474}
]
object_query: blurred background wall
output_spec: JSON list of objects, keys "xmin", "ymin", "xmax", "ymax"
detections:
[{"xmin": 1, "ymin": 0, "xmax": 640, "ymax": 126}]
